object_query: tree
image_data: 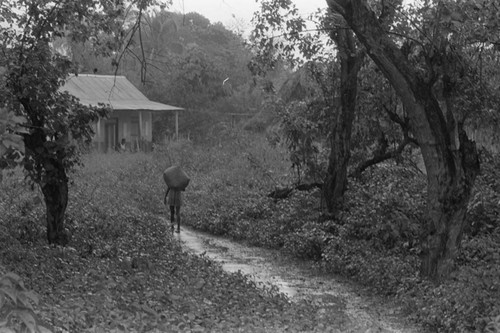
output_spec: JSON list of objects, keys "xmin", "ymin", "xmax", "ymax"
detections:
[
  {"xmin": 326, "ymin": 0, "xmax": 499, "ymax": 280},
  {"xmin": 0, "ymin": 0, "xmax": 156, "ymax": 245},
  {"xmin": 277, "ymin": 68, "xmax": 330, "ymax": 185},
  {"xmin": 251, "ymin": 1, "xmax": 366, "ymax": 213},
  {"xmin": 114, "ymin": 10, "xmax": 257, "ymax": 141},
  {"xmin": 322, "ymin": 24, "xmax": 364, "ymax": 212},
  {"xmin": 350, "ymin": 60, "xmax": 418, "ymax": 178}
]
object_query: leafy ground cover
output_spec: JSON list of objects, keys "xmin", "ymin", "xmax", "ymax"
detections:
[
  {"xmin": 1, "ymin": 131, "xmax": 499, "ymax": 333},
  {"xmin": 0, "ymin": 151, "xmax": 342, "ymax": 333},
  {"xmin": 156, "ymin": 133, "xmax": 499, "ymax": 333}
]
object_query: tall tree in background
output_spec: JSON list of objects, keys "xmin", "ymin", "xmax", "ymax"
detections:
[
  {"xmin": 322, "ymin": 22, "xmax": 364, "ymax": 212},
  {"xmin": 117, "ymin": 10, "xmax": 257, "ymax": 141},
  {"xmin": 0, "ymin": 0, "xmax": 157, "ymax": 245},
  {"xmin": 326, "ymin": 0, "xmax": 499, "ymax": 280},
  {"xmin": 252, "ymin": 1, "xmax": 365, "ymax": 212}
]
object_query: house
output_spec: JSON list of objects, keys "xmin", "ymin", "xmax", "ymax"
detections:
[{"xmin": 61, "ymin": 74, "xmax": 183, "ymax": 152}]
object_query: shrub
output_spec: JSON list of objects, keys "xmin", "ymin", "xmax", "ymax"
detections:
[
  {"xmin": 283, "ymin": 222, "xmax": 332, "ymax": 260},
  {"xmin": 0, "ymin": 168, "xmax": 46, "ymax": 245},
  {"xmin": 320, "ymin": 234, "xmax": 419, "ymax": 295},
  {"xmin": 466, "ymin": 153, "xmax": 500, "ymax": 236},
  {"xmin": 407, "ymin": 259, "xmax": 500, "ymax": 332},
  {"xmin": 340, "ymin": 162, "xmax": 426, "ymax": 251},
  {"xmin": 0, "ymin": 270, "xmax": 50, "ymax": 333}
]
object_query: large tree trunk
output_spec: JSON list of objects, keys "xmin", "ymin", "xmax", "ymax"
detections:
[
  {"xmin": 323, "ymin": 124, "xmax": 351, "ymax": 212},
  {"xmin": 326, "ymin": 0, "xmax": 480, "ymax": 281},
  {"xmin": 41, "ymin": 161, "xmax": 69, "ymax": 245},
  {"xmin": 420, "ymin": 128, "xmax": 479, "ymax": 279},
  {"xmin": 323, "ymin": 29, "xmax": 364, "ymax": 213},
  {"xmin": 24, "ymin": 127, "xmax": 70, "ymax": 246}
]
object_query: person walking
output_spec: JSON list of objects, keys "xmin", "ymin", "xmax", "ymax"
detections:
[
  {"xmin": 164, "ymin": 187, "xmax": 182, "ymax": 233},
  {"xmin": 163, "ymin": 165, "xmax": 190, "ymax": 234}
]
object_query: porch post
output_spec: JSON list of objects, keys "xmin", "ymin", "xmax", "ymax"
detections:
[
  {"xmin": 96, "ymin": 118, "xmax": 101, "ymax": 152},
  {"xmin": 175, "ymin": 110, "xmax": 179, "ymax": 140},
  {"xmin": 138, "ymin": 111, "xmax": 143, "ymax": 151}
]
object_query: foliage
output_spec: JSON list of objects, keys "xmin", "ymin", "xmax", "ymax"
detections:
[
  {"xmin": 466, "ymin": 152, "xmax": 500, "ymax": 236},
  {"xmin": 0, "ymin": 0, "xmax": 130, "ymax": 178},
  {"xmin": 0, "ymin": 148, "xmax": 350, "ymax": 332},
  {"xmin": 250, "ymin": 0, "xmax": 417, "ymax": 215},
  {"xmin": 0, "ymin": 107, "xmax": 27, "ymax": 172},
  {"xmin": 0, "ymin": 271, "xmax": 50, "ymax": 333},
  {"xmin": 0, "ymin": 0, "xmax": 161, "ymax": 244},
  {"xmin": 283, "ymin": 222, "xmax": 332, "ymax": 261},
  {"xmin": 396, "ymin": 0, "xmax": 500, "ymax": 129},
  {"xmin": 279, "ymin": 101, "xmax": 328, "ymax": 184},
  {"xmin": 160, "ymin": 132, "xmax": 499, "ymax": 332},
  {"xmin": 272, "ymin": 63, "xmax": 340, "ymax": 185},
  {"xmin": 325, "ymin": 0, "xmax": 497, "ymax": 281},
  {"xmin": 249, "ymin": 0, "xmax": 333, "ymax": 186},
  {"xmin": 352, "ymin": 61, "xmax": 411, "ymax": 164},
  {"xmin": 0, "ymin": 105, "xmax": 49, "ymax": 333},
  {"xmin": 2, "ymin": 128, "xmax": 499, "ymax": 331},
  {"xmin": 401, "ymin": 228, "xmax": 500, "ymax": 332},
  {"xmin": 250, "ymin": 0, "xmax": 330, "ymax": 73},
  {"xmin": 97, "ymin": 9, "xmax": 262, "ymax": 142}
]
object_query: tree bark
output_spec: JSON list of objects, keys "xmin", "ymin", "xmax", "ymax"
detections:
[
  {"xmin": 326, "ymin": 0, "xmax": 480, "ymax": 281},
  {"xmin": 323, "ymin": 29, "xmax": 364, "ymax": 213},
  {"xmin": 420, "ymin": 129, "xmax": 479, "ymax": 279},
  {"xmin": 24, "ymin": 126, "xmax": 70, "ymax": 246},
  {"xmin": 41, "ymin": 161, "xmax": 69, "ymax": 245}
]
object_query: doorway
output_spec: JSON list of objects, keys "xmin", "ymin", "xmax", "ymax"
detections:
[{"xmin": 104, "ymin": 118, "xmax": 118, "ymax": 152}]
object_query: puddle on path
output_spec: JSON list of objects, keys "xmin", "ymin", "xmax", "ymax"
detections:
[{"xmin": 173, "ymin": 225, "xmax": 425, "ymax": 333}]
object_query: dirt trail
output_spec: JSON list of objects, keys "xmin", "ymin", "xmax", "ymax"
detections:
[{"xmin": 174, "ymin": 226, "xmax": 426, "ymax": 333}]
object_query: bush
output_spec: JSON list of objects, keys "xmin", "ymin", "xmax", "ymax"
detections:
[
  {"xmin": 466, "ymin": 153, "xmax": 500, "ymax": 236},
  {"xmin": 283, "ymin": 222, "xmax": 332, "ymax": 261},
  {"xmin": 407, "ymin": 258, "xmax": 500, "ymax": 332},
  {"xmin": 0, "ymin": 168, "xmax": 45, "ymax": 245},
  {"xmin": 340, "ymin": 162, "xmax": 426, "ymax": 251},
  {"xmin": 0, "ymin": 270, "xmax": 50, "ymax": 333}
]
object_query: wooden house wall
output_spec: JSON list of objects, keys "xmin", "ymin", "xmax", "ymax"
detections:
[{"xmin": 93, "ymin": 110, "xmax": 153, "ymax": 152}]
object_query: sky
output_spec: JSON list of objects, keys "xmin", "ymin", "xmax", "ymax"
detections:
[{"xmin": 170, "ymin": 0, "xmax": 328, "ymax": 34}]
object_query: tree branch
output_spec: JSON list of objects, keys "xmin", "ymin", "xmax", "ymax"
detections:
[
  {"xmin": 350, "ymin": 99, "xmax": 418, "ymax": 178},
  {"xmin": 350, "ymin": 135, "xmax": 414, "ymax": 178}
]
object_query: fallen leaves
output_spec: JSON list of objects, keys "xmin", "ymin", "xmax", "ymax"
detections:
[{"xmin": 0, "ymin": 153, "xmax": 344, "ymax": 332}]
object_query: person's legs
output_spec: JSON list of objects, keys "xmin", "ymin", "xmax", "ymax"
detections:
[
  {"xmin": 175, "ymin": 206, "xmax": 181, "ymax": 233},
  {"xmin": 170, "ymin": 206, "xmax": 175, "ymax": 233}
]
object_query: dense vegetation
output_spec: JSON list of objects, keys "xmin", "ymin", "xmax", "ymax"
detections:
[
  {"xmin": 1, "ymin": 130, "xmax": 499, "ymax": 332},
  {"xmin": 150, "ymin": 130, "xmax": 500, "ymax": 332},
  {"xmin": 1, "ymin": 0, "xmax": 499, "ymax": 332},
  {"xmin": 158, "ymin": 133, "xmax": 500, "ymax": 333},
  {"xmin": 251, "ymin": 0, "xmax": 500, "ymax": 282},
  {"xmin": 0, "ymin": 149, "xmax": 347, "ymax": 332},
  {"xmin": 72, "ymin": 9, "xmax": 265, "ymax": 143}
]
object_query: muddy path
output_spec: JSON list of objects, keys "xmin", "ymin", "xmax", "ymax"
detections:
[{"xmin": 173, "ymin": 226, "xmax": 426, "ymax": 333}]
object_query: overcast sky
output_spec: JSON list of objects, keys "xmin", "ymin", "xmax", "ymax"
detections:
[{"xmin": 169, "ymin": 0, "xmax": 327, "ymax": 33}]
